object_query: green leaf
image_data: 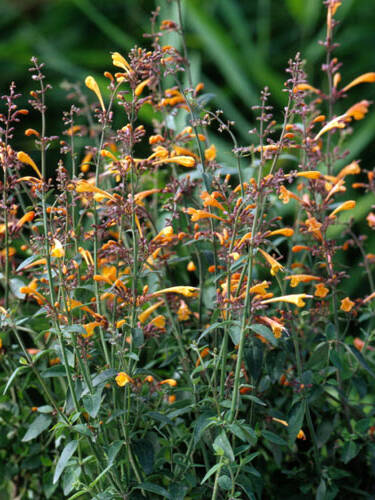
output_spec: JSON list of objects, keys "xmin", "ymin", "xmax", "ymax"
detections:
[
  {"xmin": 345, "ymin": 345, "xmax": 375, "ymax": 378},
  {"xmin": 22, "ymin": 414, "xmax": 52, "ymax": 442},
  {"xmin": 341, "ymin": 440, "xmax": 360, "ymax": 464},
  {"xmin": 92, "ymin": 369, "xmax": 117, "ymax": 387},
  {"xmin": 229, "ymin": 325, "xmax": 241, "ymax": 345},
  {"xmin": 107, "ymin": 441, "xmax": 123, "ymax": 466},
  {"xmin": 41, "ymin": 366, "xmax": 67, "ymax": 378},
  {"xmin": 3, "ymin": 365, "xmax": 28, "ymax": 395},
  {"xmin": 135, "ymin": 482, "xmax": 171, "ymax": 499},
  {"xmin": 193, "ymin": 412, "xmax": 216, "ymax": 447},
  {"xmin": 133, "ymin": 439, "xmax": 154, "ymax": 475},
  {"xmin": 249, "ymin": 324, "xmax": 278, "ymax": 346},
  {"xmin": 83, "ymin": 387, "xmax": 103, "ymax": 418},
  {"xmin": 288, "ymin": 402, "xmax": 305, "ymax": 441},
  {"xmin": 146, "ymin": 411, "xmax": 173, "ymax": 426},
  {"xmin": 316, "ymin": 479, "xmax": 327, "ymax": 500},
  {"xmin": 244, "ymin": 340, "xmax": 264, "ymax": 381},
  {"xmin": 218, "ymin": 475, "xmax": 232, "ymax": 491},
  {"xmin": 63, "ymin": 466, "xmax": 81, "ymax": 496},
  {"xmin": 132, "ymin": 327, "xmax": 144, "ymax": 348},
  {"xmin": 262, "ymin": 430, "xmax": 287, "ymax": 446},
  {"xmin": 213, "ymin": 431, "xmax": 235, "ymax": 462},
  {"xmin": 201, "ymin": 463, "xmax": 222, "ymax": 484},
  {"xmin": 53, "ymin": 440, "xmax": 79, "ymax": 484}
]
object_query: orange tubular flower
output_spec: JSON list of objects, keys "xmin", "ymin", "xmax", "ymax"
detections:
[
  {"xmin": 85, "ymin": 76, "xmax": 105, "ymax": 111},
  {"xmin": 200, "ymin": 191, "xmax": 226, "ymax": 212},
  {"xmin": 268, "ymin": 228, "xmax": 294, "ymax": 237},
  {"xmin": 135, "ymin": 78, "xmax": 151, "ymax": 96},
  {"xmin": 75, "ymin": 180, "xmax": 116, "ymax": 201},
  {"xmin": 279, "ymin": 185, "xmax": 301, "ymax": 204},
  {"xmin": 258, "ymin": 248, "xmax": 284, "ymax": 276},
  {"xmin": 292, "ymin": 245, "xmax": 310, "ymax": 253},
  {"xmin": 259, "ymin": 316, "xmax": 285, "ymax": 338},
  {"xmin": 261, "ymin": 294, "xmax": 312, "ymax": 308},
  {"xmin": 82, "ymin": 322, "xmax": 102, "ymax": 338},
  {"xmin": 177, "ymin": 300, "xmax": 192, "ymax": 321},
  {"xmin": 160, "ymin": 379, "xmax": 177, "ymax": 387},
  {"xmin": 15, "ymin": 211, "xmax": 35, "ymax": 230},
  {"xmin": 115, "ymin": 372, "xmax": 133, "ymax": 387},
  {"xmin": 249, "ymin": 281, "xmax": 270, "ymax": 296},
  {"xmin": 342, "ymin": 72, "xmax": 375, "ymax": 93},
  {"xmin": 305, "ymin": 217, "xmax": 322, "ymax": 240},
  {"xmin": 337, "ymin": 161, "xmax": 360, "ymax": 180},
  {"xmin": 293, "ymin": 83, "xmax": 320, "ymax": 94},
  {"xmin": 340, "ymin": 297, "xmax": 355, "ymax": 312},
  {"xmin": 329, "ymin": 200, "xmax": 356, "ymax": 218},
  {"xmin": 295, "ymin": 171, "xmax": 321, "ymax": 180},
  {"xmin": 272, "ymin": 417, "xmax": 306, "ymax": 440},
  {"xmin": 204, "ymin": 144, "xmax": 216, "ymax": 162},
  {"xmin": 314, "ymin": 283, "xmax": 329, "ymax": 298},
  {"xmin": 187, "ymin": 261, "xmax": 196, "ymax": 272},
  {"xmin": 286, "ymin": 274, "xmax": 320, "ymax": 287},
  {"xmin": 195, "ymin": 347, "xmax": 210, "ymax": 367},
  {"xmin": 17, "ymin": 151, "xmax": 42, "ymax": 179},
  {"xmin": 186, "ymin": 207, "xmax": 226, "ymax": 223}
]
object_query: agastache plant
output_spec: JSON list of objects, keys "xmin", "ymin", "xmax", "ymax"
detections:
[{"xmin": 1, "ymin": 0, "xmax": 375, "ymax": 498}]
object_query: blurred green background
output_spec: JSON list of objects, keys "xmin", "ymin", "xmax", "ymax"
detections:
[
  {"xmin": 1, "ymin": 0, "xmax": 375, "ymax": 295},
  {"xmin": 2, "ymin": 0, "xmax": 374, "ymax": 141}
]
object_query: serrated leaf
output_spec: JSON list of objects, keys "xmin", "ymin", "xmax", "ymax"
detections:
[
  {"xmin": 53, "ymin": 440, "xmax": 79, "ymax": 484},
  {"xmin": 22, "ymin": 414, "xmax": 52, "ymax": 442}
]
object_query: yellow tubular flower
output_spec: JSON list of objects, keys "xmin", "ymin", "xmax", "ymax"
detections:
[
  {"xmin": 153, "ymin": 156, "xmax": 196, "ymax": 168},
  {"xmin": 152, "ymin": 286, "xmax": 199, "ymax": 298},
  {"xmin": 329, "ymin": 200, "xmax": 356, "ymax": 218},
  {"xmin": 75, "ymin": 180, "xmax": 115, "ymax": 201},
  {"xmin": 135, "ymin": 78, "xmax": 151, "ymax": 96},
  {"xmin": 258, "ymin": 248, "xmax": 284, "ymax": 276},
  {"xmin": 85, "ymin": 76, "xmax": 105, "ymax": 111},
  {"xmin": 17, "ymin": 152, "xmax": 42, "ymax": 179},
  {"xmin": 250, "ymin": 281, "xmax": 270, "ymax": 296},
  {"xmin": 149, "ymin": 315, "xmax": 166, "ymax": 329},
  {"xmin": 138, "ymin": 300, "xmax": 164, "ymax": 323},
  {"xmin": 115, "ymin": 372, "xmax": 133, "ymax": 387},
  {"xmin": 286, "ymin": 274, "xmax": 320, "ymax": 287},
  {"xmin": 111, "ymin": 52, "xmax": 132, "ymax": 73},
  {"xmin": 50, "ymin": 239, "xmax": 65, "ymax": 258},
  {"xmin": 261, "ymin": 294, "xmax": 313, "ymax": 308}
]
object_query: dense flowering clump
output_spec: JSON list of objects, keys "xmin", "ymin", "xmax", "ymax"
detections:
[{"xmin": 1, "ymin": 1, "xmax": 375, "ymax": 498}]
